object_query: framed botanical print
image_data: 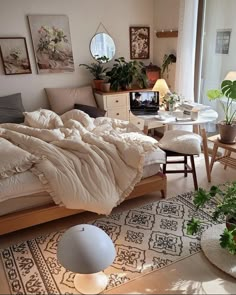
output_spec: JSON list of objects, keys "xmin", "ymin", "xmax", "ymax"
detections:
[
  {"xmin": 28, "ymin": 14, "xmax": 74, "ymax": 74},
  {"xmin": 129, "ymin": 26, "xmax": 150, "ymax": 59},
  {"xmin": 0, "ymin": 37, "xmax": 32, "ymax": 75}
]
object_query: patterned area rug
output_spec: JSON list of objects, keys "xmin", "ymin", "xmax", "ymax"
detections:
[{"xmin": 1, "ymin": 192, "xmax": 218, "ymax": 294}]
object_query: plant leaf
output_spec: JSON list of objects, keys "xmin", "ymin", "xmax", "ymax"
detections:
[
  {"xmin": 207, "ymin": 89, "xmax": 222, "ymax": 100},
  {"xmin": 220, "ymin": 228, "xmax": 236, "ymax": 254},
  {"xmin": 221, "ymin": 80, "xmax": 236, "ymax": 100},
  {"xmin": 193, "ymin": 188, "xmax": 211, "ymax": 209},
  {"xmin": 187, "ymin": 218, "xmax": 201, "ymax": 235}
]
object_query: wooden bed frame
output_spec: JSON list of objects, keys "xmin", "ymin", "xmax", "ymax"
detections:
[{"xmin": 0, "ymin": 172, "xmax": 167, "ymax": 235}]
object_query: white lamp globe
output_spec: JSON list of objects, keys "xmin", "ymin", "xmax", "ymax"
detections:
[{"xmin": 57, "ymin": 224, "xmax": 116, "ymax": 294}]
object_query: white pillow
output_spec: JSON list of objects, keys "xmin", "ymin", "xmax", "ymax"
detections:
[
  {"xmin": 24, "ymin": 109, "xmax": 63, "ymax": 129},
  {"xmin": 0, "ymin": 138, "xmax": 38, "ymax": 179},
  {"xmin": 158, "ymin": 130, "xmax": 202, "ymax": 155}
]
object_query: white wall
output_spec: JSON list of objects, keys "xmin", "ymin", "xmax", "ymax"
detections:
[
  {"xmin": 153, "ymin": 0, "xmax": 180, "ymax": 91},
  {"xmin": 0, "ymin": 0, "xmax": 155, "ymax": 111}
]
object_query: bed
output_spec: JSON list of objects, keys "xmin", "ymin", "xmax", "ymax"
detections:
[{"xmin": 0, "ymin": 87, "xmax": 167, "ymax": 235}]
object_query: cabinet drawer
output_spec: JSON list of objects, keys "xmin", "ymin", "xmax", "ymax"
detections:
[
  {"xmin": 107, "ymin": 108, "xmax": 129, "ymax": 121},
  {"xmin": 130, "ymin": 117, "xmax": 145, "ymax": 130},
  {"xmin": 106, "ymin": 94, "xmax": 128, "ymax": 109}
]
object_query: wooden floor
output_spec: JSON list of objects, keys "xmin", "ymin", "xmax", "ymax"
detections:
[{"xmin": 0, "ymin": 153, "xmax": 235, "ymax": 294}]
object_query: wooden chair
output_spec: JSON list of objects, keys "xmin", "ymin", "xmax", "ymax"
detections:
[
  {"xmin": 158, "ymin": 130, "xmax": 202, "ymax": 191},
  {"xmin": 162, "ymin": 150, "xmax": 198, "ymax": 190}
]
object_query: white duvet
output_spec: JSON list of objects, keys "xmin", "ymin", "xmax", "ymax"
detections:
[{"xmin": 0, "ymin": 109, "xmax": 165, "ymax": 215}]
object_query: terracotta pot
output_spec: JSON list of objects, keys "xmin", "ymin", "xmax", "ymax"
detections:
[
  {"xmin": 93, "ymin": 79, "xmax": 104, "ymax": 91},
  {"xmin": 218, "ymin": 122, "xmax": 236, "ymax": 144}
]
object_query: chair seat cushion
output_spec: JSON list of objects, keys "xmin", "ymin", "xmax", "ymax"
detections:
[{"xmin": 158, "ymin": 130, "xmax": 202, "ymax": 155}]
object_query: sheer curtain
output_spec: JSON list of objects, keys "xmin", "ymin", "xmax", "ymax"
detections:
[{"xmin": 175, "ymin": 0, "xmax": 199, "ymax": 101}]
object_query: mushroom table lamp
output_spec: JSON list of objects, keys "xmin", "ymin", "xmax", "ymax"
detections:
[{"xmin": 57, "ymin": 224, "xmax": 116, "ymax": 294}]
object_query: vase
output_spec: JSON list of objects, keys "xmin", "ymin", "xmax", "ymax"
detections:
[{"xmin": 165, "ymin": 102, "xmax": 174, "ymax": 112}]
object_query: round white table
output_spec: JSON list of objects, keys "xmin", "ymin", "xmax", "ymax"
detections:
[{"xmin": 138, "ymin": 108, "xmax": 218, "ymax": 182}]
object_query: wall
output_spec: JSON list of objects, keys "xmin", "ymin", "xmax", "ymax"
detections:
[
  {"xmin": 200, "ymin": 0, "xmax": 236, "ymax": 120},
  {"xmin": 0, "ymin": 0, "xmax": 155, "ymax": 111},
  {"xmin": 153, "ymin": 0, "xmax": 180, "ymax": 91}
]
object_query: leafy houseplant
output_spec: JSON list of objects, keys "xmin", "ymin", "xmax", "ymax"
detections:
[
  {"xmin": 106, "ymin": 57, "xmax": 148, "ymax": 91},
  {"xmin": 187, "ymin": 182, "xmax": 236, "ymax": 255},
  {"xmin": 207, "ymin": 78, "xmax": 236, "ymax": 143},
  {"xmin": 79, "ymin": 55, "xmax": 109, "ymax": 90}
]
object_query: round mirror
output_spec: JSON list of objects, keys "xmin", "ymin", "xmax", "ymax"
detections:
[{"xmin": 90, "ymin": 33, "xmax": 115, "ymax": 62}]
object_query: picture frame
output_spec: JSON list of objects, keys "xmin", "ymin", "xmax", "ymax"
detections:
[
  {"xmin": 129, "ymin": 26, "xmax": 150, "ymax": 59},
  {"xmin": 0, "ymin": 37, "xmax": 32, "ymax": 75},
  {"xmin": 215, "ymin": 29, "xmax": 231, "ymax": 54},
  {"xmin": 28, "ymin": 14, "xmax": 74, "ymax": 74}
]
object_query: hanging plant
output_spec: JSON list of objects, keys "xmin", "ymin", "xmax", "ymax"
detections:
[{"xmin": 161, "ymin": 54, "xmax": 176, "ymax": 77}]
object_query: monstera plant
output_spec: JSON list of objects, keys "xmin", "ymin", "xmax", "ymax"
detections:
[{"xmin": 207, "ymin": 78, "xmax": 236, "ymax": 143}]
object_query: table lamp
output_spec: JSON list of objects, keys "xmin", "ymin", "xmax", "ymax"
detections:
[
  {"xmin": 152, "ymin": 78, "xmax": 170, "ymax": 103},
  {"xmin": 57, "ymin": 224, "xmax": 116, "ymax": 294},
  {"xmin": 224, "ymin": 71, "xmax": 236, "ymax": 80}
]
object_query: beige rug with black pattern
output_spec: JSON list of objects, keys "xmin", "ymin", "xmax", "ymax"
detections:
[{"xmin": 1, "ymin": 192, "xmax": 218, "ymax": 294}]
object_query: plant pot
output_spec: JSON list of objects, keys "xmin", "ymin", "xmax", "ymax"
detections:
[
  {"xmin": 218, "ymin": 121, "xmax": 236, "ymax": 144},
  {"xmin": 102, "ymin": 82, "xmax": 111, "ymax": 92},
  {"xmin": 93, "ymin": 79, "xmax": 104, "ymax": 91}
]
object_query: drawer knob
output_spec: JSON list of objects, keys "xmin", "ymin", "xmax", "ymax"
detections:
[
  {"xmin": 137, "ymin": 122, "xmax": 140, "ymax": 125},
  {"xmin": 116, "ymin": 113, "xmax": 119, "ymax": 116},
  {"xmin": 115, "ymin": 100, "xmax": 119, "ymax": 103}
]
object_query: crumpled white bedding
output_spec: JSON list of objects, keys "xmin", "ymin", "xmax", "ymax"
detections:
[{"xmin": 0, "ymin": 109, "xmax": 165, "ymax": 215}]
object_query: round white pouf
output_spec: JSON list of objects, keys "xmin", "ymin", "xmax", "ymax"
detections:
[{"xmin": 201, "ymin": 224, "xmax": 236, "ymax": 278}]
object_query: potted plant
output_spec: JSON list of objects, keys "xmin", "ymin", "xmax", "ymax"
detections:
[
  {"xmin": 161, "ymin": 92, "xmax": 181, "ymax": 111},
  {"xmin": 187, "ymin": 182, "xmax": 236, "ymax": 255},
  {"xmin": 79, "ymin": 55, "xmax": 109, "ymax": 90},
  {"xmin": 207, "ymin": 77, "xmax": 236, "ymax": 144},
  {"xmin": 106, "ymin": 57, "xmax": 148, "ymax": 91}
]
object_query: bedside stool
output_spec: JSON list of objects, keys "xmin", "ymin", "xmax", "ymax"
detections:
[{"xmin": 208, "ymin": 135, "xmax": 236, "ymax": 171}]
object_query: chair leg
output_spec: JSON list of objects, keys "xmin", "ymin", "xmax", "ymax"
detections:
[
  {"xmin": 190, "ymin": 155, "xmax": 198, "ymax": 190},
  {"xmin": 163, "ymin": 163, "xmax": 166, "ymax": 174},
  {"xmin": 184, "ymin": 156, "xmax": 187, "ymax": 177}
]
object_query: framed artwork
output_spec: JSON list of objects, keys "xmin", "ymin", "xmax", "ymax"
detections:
[
  {"xmin": 28, "ymin": 14, "xmax": 74, "ymax": 74},
  {"xmin": 0, "ymin": 37, "xmax": 31, "ymax": 75},
  {"xmin": 215, "ymin": 29, "xmax": 231, "ymax": 54},
  {"xmin": 129, "ymin": 26, "xmax": 150, "ymax": 59}
]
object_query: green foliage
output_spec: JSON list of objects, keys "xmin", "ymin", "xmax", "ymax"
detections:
[
  {"xmin": 220, "ymin": 228, "xmax": 236, "ymax": 254},
  {"xmin": 207, "ymin": 80, "xmax": 236, "ymax": 124},
  {"xmin": 187, "ymin": 218, "xmax": 201, "ymax": 235},
  {"xmin": 187, "ymin": 182, "xmax": 236, "ymax": 255},
  {"xmin": 106, "ymin": 57, "xmax": 148, "ymax": 91},
  {"xmin": 161, "ymin": 54, "xmax": 176, "ymax": 76},
  {"xmin": 79, "ymin": 55, "xmax": 109, "ymax": 80}
]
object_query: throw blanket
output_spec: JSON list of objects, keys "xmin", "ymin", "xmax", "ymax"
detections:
[{"xmin": 0, "ymin": 109, "xmax": 165, "ymax": 215}]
